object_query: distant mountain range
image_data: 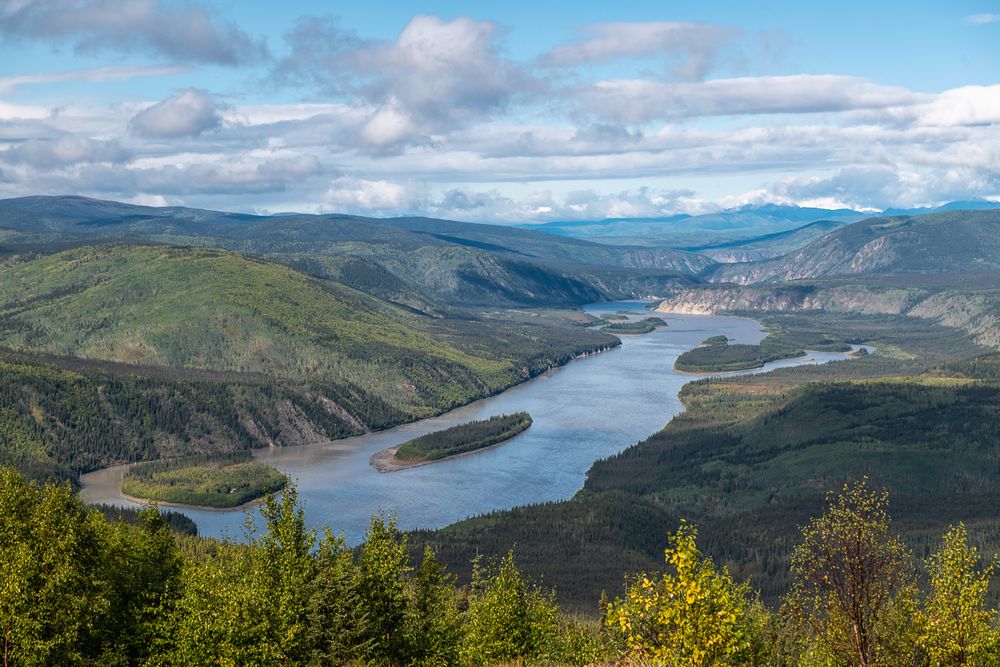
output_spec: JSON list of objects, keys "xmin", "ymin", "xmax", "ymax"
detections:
[
  {"xmin": 0, "ymin": 195, "xmax": 708, "ymax": 308},
  {"xmin": 519, "ymin": 200, "xmax": 1000, "ymax": 249}
]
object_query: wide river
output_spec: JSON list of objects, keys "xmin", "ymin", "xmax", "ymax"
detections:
[{"xmin": 80, "ymin": 302, "xmax": 858, "ymax": 542}]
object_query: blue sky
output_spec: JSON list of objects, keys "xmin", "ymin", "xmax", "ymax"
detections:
[{"xmin": 0, "ymin": 0, "xmax": 997, "ymax": 220}]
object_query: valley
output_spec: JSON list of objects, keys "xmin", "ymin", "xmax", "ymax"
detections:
[
  {"xmin": 4, "ymin": 5, "xmax": 998, "ymax": 662},
  {"xmin": 6, "ymin": 195, "xmax": 1000, "ymax": 661}
]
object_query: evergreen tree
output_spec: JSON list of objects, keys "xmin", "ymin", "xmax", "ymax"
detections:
[{"xmin": 460, "ymin": 551, "xmax": 560, "ymax": 665}]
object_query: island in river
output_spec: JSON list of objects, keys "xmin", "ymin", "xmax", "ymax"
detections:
[
  {"xmin": 675, "ymin": 332, "xmax": 853, "ymax": 373},
  {"xmin": 372, "ymin": 413, "xmax": 533, "ymax": 473},
  {"xmin": 601, "ymin": 316, "xmax": 668, "ymax": 335},
  {"xmin": 121, "ymin": 452, "xmax": 287, "ymax": 509}
]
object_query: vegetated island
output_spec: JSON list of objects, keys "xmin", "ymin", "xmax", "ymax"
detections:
[
  {"xmin": 601, "ymin": 316, "xmax": 668, "ymax": 335},
  {"xmin": 674, "ymin": 331, "xmax": 853, "ymax": 373},
  {"xmin": 372, "ymin": 412, "xmax": 533, "ymax": 473},
  {"xmin": 121, "ymin": 452, "xmax": 287, "ymax": 509}
]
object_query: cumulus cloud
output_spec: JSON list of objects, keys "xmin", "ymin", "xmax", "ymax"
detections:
[
  {"xmin": 323, "ymin": 176, "xmax": 426, "ymax": 214},
  {"xmin": 0, "ymin": 0, "xmax": 267, "ymax": 66},
  {"xmin": 129, "ymin": 89, "xmax": 225, "ymax": 138},
  {"xmin": 540, "ymin": 21, "xmax": 736, "ymax": 80},
  {"xmin": 275, "ymin": 14, "xmax": 537, "ymax": 152},
  {"xmin": 577, "ymin": 74, "xmax": 924, "ymax": 123},
  {"xmin": 759, "ymin": 165, "xmax": 1000, "ymax": 211}
]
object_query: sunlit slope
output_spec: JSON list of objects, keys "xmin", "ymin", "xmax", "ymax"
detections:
[{"xmin": 0, "ymin": 244, "xmax": 539, "ymax": 412}]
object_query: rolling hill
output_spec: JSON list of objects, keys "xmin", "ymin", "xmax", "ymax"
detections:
[
  {"xmin": 0, "ymin": 196, "xmax": 713, "ymax": 307},
  {"xmin": 0, "ymin": 243, "xmax": 620, "ymax": 396}
]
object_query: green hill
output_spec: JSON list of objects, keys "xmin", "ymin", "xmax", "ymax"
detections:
[{"xmin": 0, "ymin": 244, "xmax": 619, "ymax": 483}]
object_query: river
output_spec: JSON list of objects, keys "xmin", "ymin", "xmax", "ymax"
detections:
[{"xmin": 80, "ymin": 302, "xmax": 860, "ymax": 542}]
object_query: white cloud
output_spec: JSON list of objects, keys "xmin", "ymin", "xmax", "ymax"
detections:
[
  {"xmin": 0, "ymin": 0, "xmax": 267, "ymax": 65},
  {"xmin": 577, "ymin": 74, "xmax": 924, "ymax": 123},
  {"xmin": 4, "ymin": 135, "xmax": 129, "ymax": 168},
  {"xmin": 323, "ymin": 176, "xmax": 426, "ymax": 214},
  {"xmin": 757, "ymin": 164, "xmax": 1000, "ymax": 211},
  {"xmin": 540, "ymin": 21, "xmax": 735, "ymax": 80},
  {"xmin": 275, "ymin": 14, "xmax": 537, "ymax": 152},
  {"xmin": 0, "ymin": 64, "xmax": 189, "ymax": 95},
  {"xmin": 965, "ymin": 14, "xmax": 1000, "ymax": 25},
  {"xmin": 915, "ymin": 85, "xmax": 1000, "ymax": 127},
  {"xmin": 129, "ymin": 89, "xmax": 224, "ymax": 138}
]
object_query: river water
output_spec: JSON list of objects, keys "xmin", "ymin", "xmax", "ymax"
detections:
[{"xmin": 80, "ymin": 302, "xmax": 858, "ymax": 542}]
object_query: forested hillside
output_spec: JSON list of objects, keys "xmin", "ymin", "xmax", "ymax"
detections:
[
  {"xmin": 0, "ymin": 244, "xmax": 618, "ymax": 485},
  {"xmin": 710, "ymin": 210, "xmax": 1000, "ymax": 284},
  {"xmin": 415, "ymin": 311, "xmax": 998, "ymax": 609}
]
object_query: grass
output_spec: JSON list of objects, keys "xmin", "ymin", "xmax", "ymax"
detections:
[
  {"xmin": 122, "ymin": 453, "xmax": 286, "ymax": 508},
  {"xmin": 395, "ymin": 413, "xmax": 533, "ymax": 462}
]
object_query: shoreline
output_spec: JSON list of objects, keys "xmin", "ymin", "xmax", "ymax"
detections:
[
  {"xmin": 79, "ymin": 335, "xmax": 622, "ymax": 505},
  {"xmin": 119, "ymin": 488, "xmax": 271, "ymax": 512},
  {"xmin": 671, "ymin": 345, "xmax": 865, "ymax": 375},
  {"xmin": 371, "ymin": 430, "xmax": 529, "ymax": 473}
]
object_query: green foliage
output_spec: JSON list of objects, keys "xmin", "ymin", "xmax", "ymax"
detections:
[
  {"xmin": 0, "ymin": 466, "xmax": 181, "ymax": 666},
  {"xmin": 600, "ymin": 316, "xmax": 667, "ymax": 334},
  {"xmin": 153, "ymin": 487, "xmax": 317, "ymax": 666},
  {"xmin": 395, "ymin": 412, "xmax": 533, "ymax": 462},
  {"xmin": 460, "ymin": 551, "xmax": 561, "ymax": 665},
  {"xmin": 783, "ymin": 480, "xmax": 915, "ymax": 666},
  {"xmin": 122, "ymin": 452, "xmax": 287, "ymax": 508},
  {"xmin": 405, "ymin": 547, "xmax": 464, "ymax": 666},
  {"xmin": 605, "ymin": 522, "xmax": 768, "ymax": 666},
  {"xmin": 10, "ymin": 464, "xmax": 1000, "ymax": 666},
  {"xmin": 92, "ymin": 502, "xmax": 198, "ymax": 535},
  {"xmin": 918, "ymin": 523, "xmax": 999, "ymax": 665}
]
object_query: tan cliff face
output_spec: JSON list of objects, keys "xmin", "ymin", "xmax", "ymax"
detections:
[
  {"xmin": 656, "ymin": 286, "xmax": 919, "ymax": 316},
  {"xmin": 656, "ymin": 286, "xmax": 1000, "ymax": 350}
]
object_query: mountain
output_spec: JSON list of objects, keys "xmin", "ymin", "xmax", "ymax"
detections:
[
  {"xmin": 679, "ymin": 218, "xmax": 853, "ymax": 262},
  {"xmin": 0, "ymin": 195, "xmax": 713, "ymax": 307},
  {"xmin": 710, "ymin": 210, "xmax": 1000, "ymax": 284},
  {"xmin": 883, "ymin": 199, "xmax": 1000, "ymax": 216},
  {"xmin": 520, "ymin": 204, "xmax": 869, "ymax": 248}
]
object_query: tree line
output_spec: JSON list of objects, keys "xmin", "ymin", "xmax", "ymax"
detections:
[{"xmin": 4, "ymin": 466, "xmax": 1000, "ymax": 665}]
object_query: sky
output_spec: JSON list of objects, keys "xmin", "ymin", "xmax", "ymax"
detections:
[{"xmin": 0, "ymin": 1, "xmax": 997, "ymax": 222}]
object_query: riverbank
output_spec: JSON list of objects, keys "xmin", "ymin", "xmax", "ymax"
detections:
[
  {"xmin": 371, "ymin": 434, "xmax": 525, "ymax": 473},
  {"xmin": 81, "ymin": 307, "xmax": 863, "ymax": 543}
]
